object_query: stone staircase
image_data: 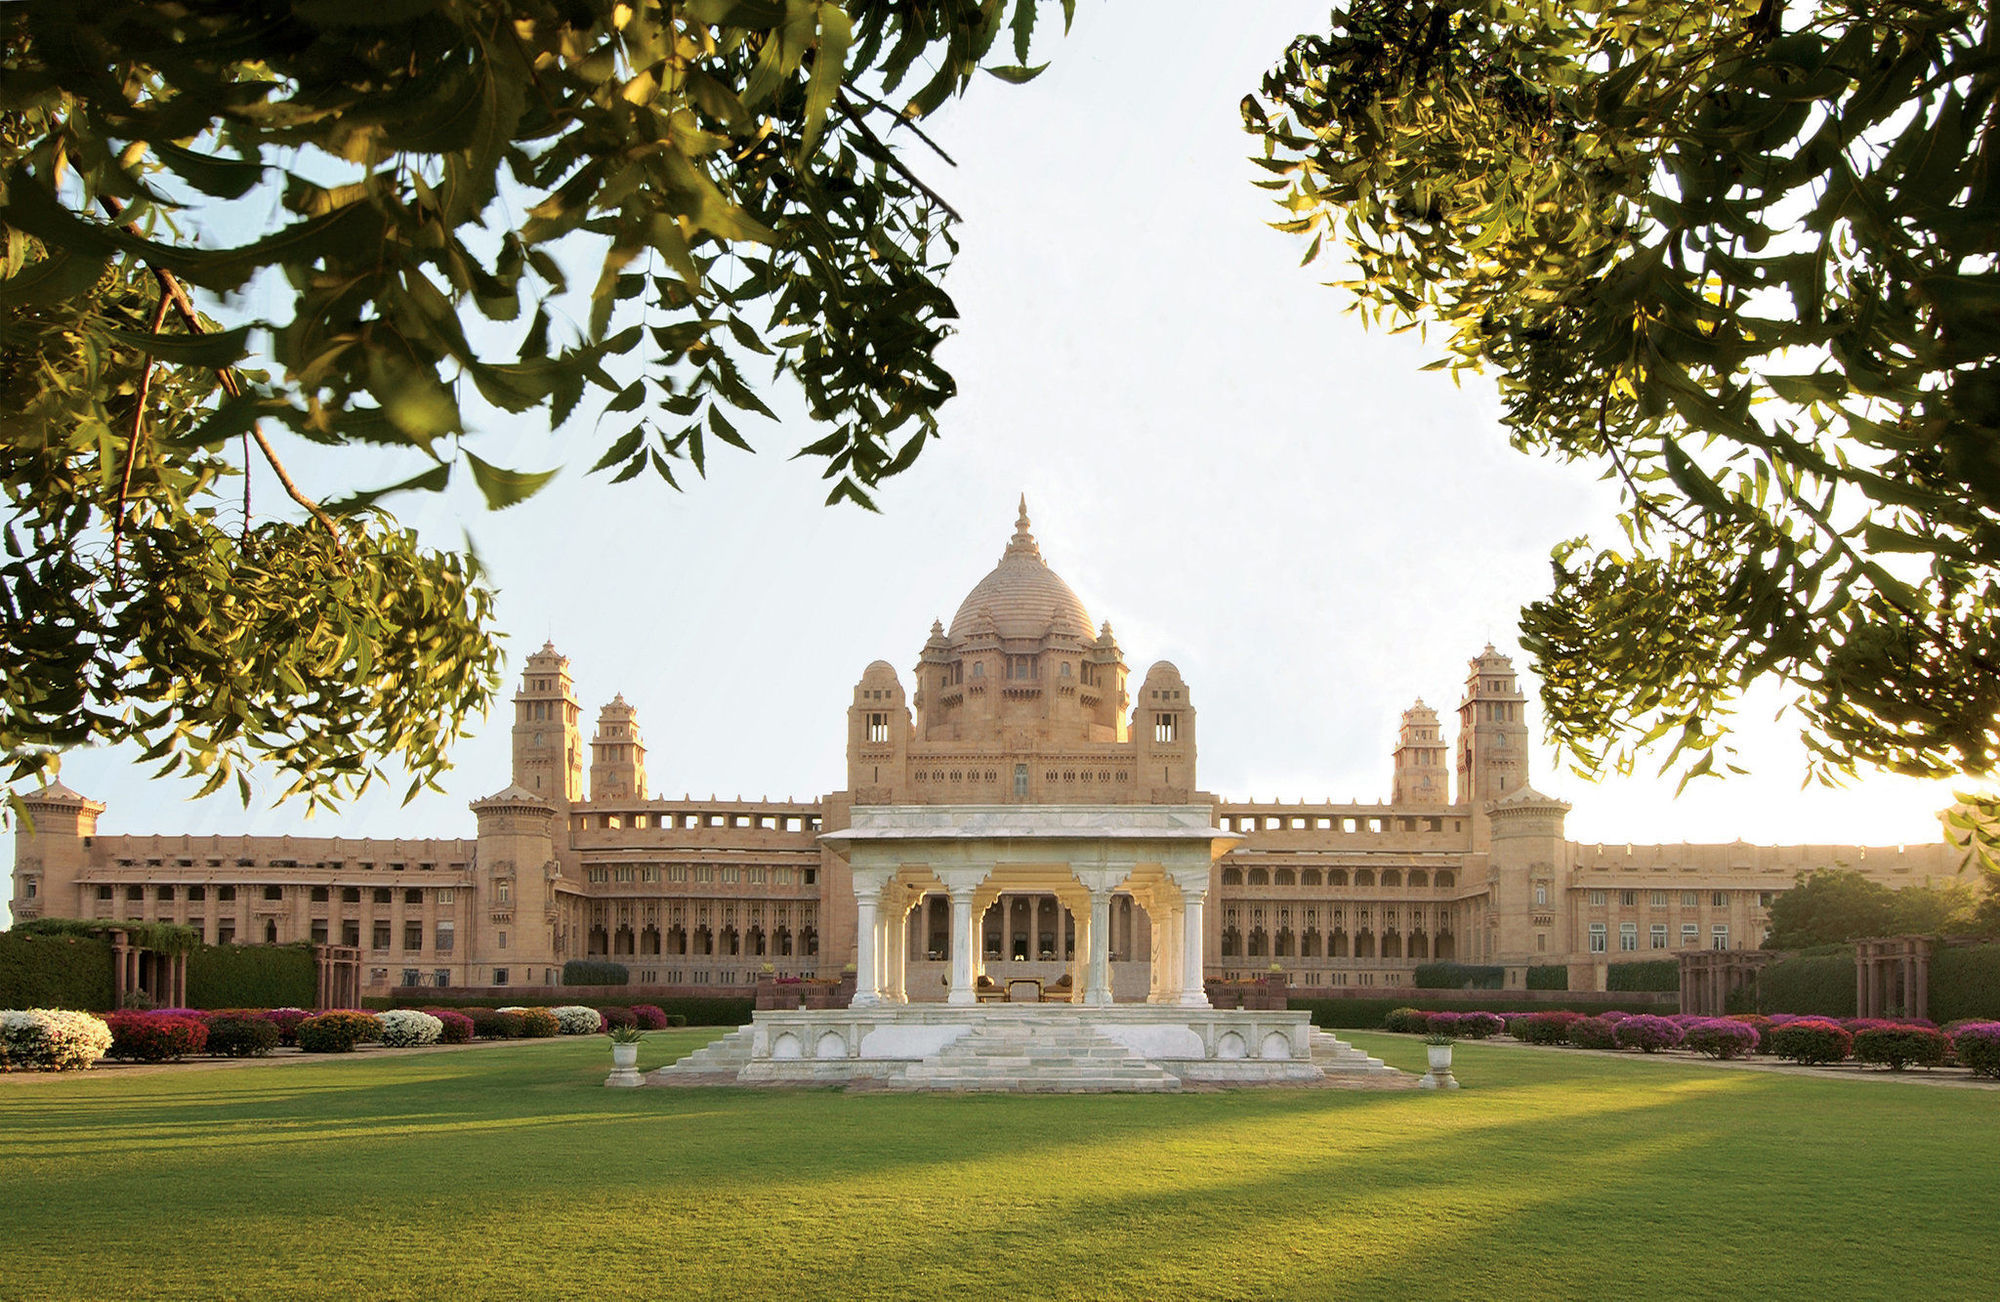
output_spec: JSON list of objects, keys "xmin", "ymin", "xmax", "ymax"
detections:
[
  {"xmin": 1306, "ymin": 1028, "xmax": 1409, "ymax": 1083},
  {"xmin": 888, "ymin": 1017, "xmax": 1183, "ymax": 1093},
  {"xmin": 650, "ymin": 1027, "xmax": 756, "ymax": 1081}
]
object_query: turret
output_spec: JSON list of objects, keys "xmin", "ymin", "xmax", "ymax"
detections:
[
  {"xmin": 1392, "ymin": 699, "xmax": 1449, "ymax": 806},
  {"xmin": 10, "ymin": 781, "xmax": 104, "ymax": 923},
  {"xmin": 470, "ymin": 785, "xmax": 561, "ymax": 982},
  {"xmin": 1456, "ymin": 644, "xmax": 1529, "ymax": 808},
  {"xmin": 512, "ymin": 642, "xmax": 583, "ymax": 804},
  {"xmin": 1131, "ymin": 661, "xmax": 1197, "ymax": 801},
  {"xmin": 847, "ymin": 661, "xmax": 911, "ymax": 803},
  {"xmin": 589, "ymin": 694, "xmax": 647, "ymax": 801}
]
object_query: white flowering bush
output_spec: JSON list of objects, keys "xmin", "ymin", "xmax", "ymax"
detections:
[
  {"xmin": 375, "ymin": 1009, "xmax": 444, "ymax": 1048},
  {"xmin": 550, "ymin": 1005, "xmax": 604, "ymax": 1035},
  {"xmin": 1, "ymin": 1009, "xmax": 115, "ymax": 1072}
]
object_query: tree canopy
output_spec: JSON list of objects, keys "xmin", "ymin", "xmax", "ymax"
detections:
[
  {"xmin": 1762, "ymin": 867, "xmax": 1982, "ymax": 948},
  {"xmin": 1245, "ymin": 0, "xmax": 2000, "ymax": 799},
  {"xmin": 0, "ymin": 0, "xmax": 1066, "ymax": 813}
]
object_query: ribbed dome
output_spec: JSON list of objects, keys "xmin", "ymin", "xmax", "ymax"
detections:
[{"xmin": 948, "ymin": 498, "xmax": 1093, "ymax": 641}]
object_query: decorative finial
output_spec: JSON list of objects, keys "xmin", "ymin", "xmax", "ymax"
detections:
[{"xmin": 1004, "ymin": 494, "xmax": 1041, "ymax": 560}]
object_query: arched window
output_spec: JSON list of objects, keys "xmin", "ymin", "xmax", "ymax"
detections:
[
  {"xmin": 1221, "ymin": 866, "xmax": 1243, "ymax": 886},
  {"xmin": 1301, "ymin": 868, "xmax": 1322, "ymax": 887},
  {"xmin": 1328, "ymin": 869, "xmax": 1348, "ymax": 887},
  {"xmin": 1435, "ymin": 870, "xmax": 1455, "ymax": 889},
  {"xmin": 1381, "ymin": 869, "xmax": 1401, "ymax": 888},
  {"xmin": 1274, "ymin": 868, "xmax": 1296, "ymax": 886},
  {"xmin": 1354, "ymin": 869, "xmax": 1375, "ymax": 887},
  {"xmin": 1408, "ymin": 869, "xmax": 1428, "ymax": 888},
  {"xmin": 1247, "ymin": 868, "xmax": 1269, "ymax": 886}
]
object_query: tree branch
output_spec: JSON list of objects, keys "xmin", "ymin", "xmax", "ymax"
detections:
[
  {"xmin": 839, "ymin": 86, "xmax": 960, "ymax": 168},
  {"xmin": 834, "ymin": 92, "xmax": 963, "ymax": 222},
  {"xmin": 112, "ymin": 291, "xmax": 173, "ymax": 579}
]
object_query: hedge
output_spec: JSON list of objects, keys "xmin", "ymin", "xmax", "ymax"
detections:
[
  {"xmin": 1606, "ymin": 960, "xmax": 1680, "ymax": 993},
  {"xmin": 1757, "ymin": 951, "xmax": 1857, "ymax": 1017},
  {"xmin": 186, "ymin": 944, "xmax": 317, "ymax": 1010},
  {"xmin": 1411, "ymin": 963, "xmax": 1504, "ymax": 990},
  {"xmin": 0, "ymin": 931, "xmax": 114, "ymax": 1011},
  {"xmin": 13, "ymin": 918, "xmax": 199, "ymax": 955},
  {"xmin": 1294, "ymin": 996, "xmax": 1665, "ymax": 1030},
  {"xmin": 562, "ymin": 959, "xmax": 630, "ymax": 986},
  {"xmin": 1928, "ymin": 944, "xmax": 2000, "ymax": 1023},
  {"xmin": 1526, "ymin": 964, "xmax": 1568, "ymax": 991}
]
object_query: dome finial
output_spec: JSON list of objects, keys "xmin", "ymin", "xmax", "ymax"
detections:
[{"xmin": 1004, "ymin": 493, "xmax": 1041, "ymax": 561}]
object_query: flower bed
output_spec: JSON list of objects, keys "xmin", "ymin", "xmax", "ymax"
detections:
[
  {"xmin": 295, "ymin": 1011, "xmax": 382, "ymax": 1053},
  {"xmin": 105, "ymin": 1012, "xmax": 209, "ymax": 1062},
  {"xmin": 376, "ymin": 1009, "xmax": 444, "ymax": 1048},
  {"xmin": 1, "ymin": 1009, "xmax": 115, "ymax": 1072},
  {"xmin": 512, "ymin": 1007, "xmax": 560, "ymax": 1038}
]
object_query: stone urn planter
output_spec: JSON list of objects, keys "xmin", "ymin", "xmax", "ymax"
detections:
[
  {"xmin": 1418, "ymin": 1038, "xmax": 1459, "ymax": 1091},
  {"xmin": 606, "ymin": 1033, "xmax": 644, "ymax": 1088}
]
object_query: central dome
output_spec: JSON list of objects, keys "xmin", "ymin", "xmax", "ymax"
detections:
[{"xmin": 948, "ymin": 498, "xmax": 1093, "ymax": 641}]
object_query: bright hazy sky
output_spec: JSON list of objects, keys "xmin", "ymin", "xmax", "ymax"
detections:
[{"xmin": 5, "ymin": 3, "xmax": 1979, "ymax": 925}]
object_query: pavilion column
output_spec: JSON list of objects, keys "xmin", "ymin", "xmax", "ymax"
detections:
[
  {"xmin": 1085, "ymin": 889, "xmax": 1114, "ymax": 1006},
  {"xmin": 946, "ymin": 887, "xmax": 977, "ymax": 1006},
  {"xmin": 1173, "ymin": 870, "xmax": 1211, "ymax": 1008},
  {"xmin": 850, "ymin": 875, "xmax": 884, "ymax": 1008}
]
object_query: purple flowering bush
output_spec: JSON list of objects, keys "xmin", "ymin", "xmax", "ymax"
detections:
[
  {"xmin": 1514, "ymin": 1011, "xmax": 1583, "ymax": 1045},
  {"xmin": 1565, "ymin": 1016, "xmax": 1620, "ymax": 1050},
  {"xmin": 1950, "ymin": 1023, "xmax": 2000, "ymax": 1078},
  {"xmin": 630, "ymin": 1005, "xmax": 670, "ymax": 1030},
  {"xmin": 1612, "ymin": 1014, "xmax": 1685, "ymax": 1053},
  {"xmin": 1682, "ymin": 1019, "xmax": 1759, "ymax": 1060},
  {"xmin": 1454, "ymin": 1012, "xmax": 1505, "ymax": 1040}
]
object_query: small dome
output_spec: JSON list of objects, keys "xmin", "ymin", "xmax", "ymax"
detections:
[{"xmin": 948, "ymin": 497, "xmax": 1093, "ymax": 641}]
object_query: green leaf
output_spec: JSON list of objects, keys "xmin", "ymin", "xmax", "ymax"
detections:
[
  {"xmin": 463, "ymin": 450, "xmax": 558, "ymax": 510},
  {"xmin": 984, "ymin": 63, "xmax": 1048, "ymax": 84},
  {"xmin": 103, "ymin": 324, "xmax": 254, "ymax": 368}
]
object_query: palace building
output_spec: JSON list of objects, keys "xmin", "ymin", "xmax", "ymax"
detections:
[{"xmin": 8, "ymin": 501, "xmax": 1971, "ymax": 1000}]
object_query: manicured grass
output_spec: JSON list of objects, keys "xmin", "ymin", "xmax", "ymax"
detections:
[{"xmin": 4, "ymin": 1031, "xmax": 1997, "ymax": 1301}]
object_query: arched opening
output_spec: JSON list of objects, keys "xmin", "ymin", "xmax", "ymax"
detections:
[
  {"xmin": 640, "ymin": 925, "xmax": 661, "ymax": 956},
  {"xmin": 1436, "ymin": 870, "xmax": 1456, "ymax": 889},
  {"xmin": 776, "ymin": 926, "xmax": 793, "ymax": 956},
  {"xmin": 1408, "ymin": 869, "xmax": 1429, "ymax": 888},
  {"xmin": 1330, "ymin": 929, "xmax": 1349, "ymax": 958},
  {"xmin": 613, "ymin": 925, "xmax": 636, "ymax": 955},
  {"xmin": 802, "ymin": 926, "xmax": 819, "ymax": 957},
  {"xmin": 1222, "ymin": 867, "xmax": 1243, "ymax": 886},
  {"xmin": 1408, "ymin": 930, "xmax": 1430, "ymax": 959},
  {"xmin": 1275, "ymin": 927, "xmax": 1295, "ymax": 957},
  {"xmin": 694, "ymin": 925, "xmax": 713, "ymax": 956},
  {"xmin": 1221, "ymin": 926, "xmax": 1242, "ymax": 957},
  {"xmin": 1356, "ymin": 929, "xmax": 1376, "ymax": 959},
  {"xmin": 1274, "ymin": 868, "xmax": 1296, "ymax": 886},
  {"xmin": 1435, "ymin": 931, "xmax": 1455, "ymax": 960},
  {"xmin": 1382, "ymin": 930, "xmax": 1402, "ymax": 959},
  {"xmin": 1381, "ymin": 869, "xmax": 1402, "ymax": 888},
  {"xmin": 1328, "ymin": 869, "xmax": 1348, "ymax": 886},
  {"xmin": 722, "ymin": 925, "xmax": 741, "ymax": 957},
  {"xmin": 1301, "ymin": 868, "xmax": 1322, "ymax": 887},
  {"xmin": 749, "ymin": 925, "xmax": 767, "ymax": 957},
  {"xmin": 667, "ymin": 925, "xmax": 687, "ymax": 955},
  {"xmin": 1354, "ymin": 869, "xmax": 1376, "ymax": 887},
  {"xmin": 587, "ymin": 925, "xmax": 609, "ymax": 955},
  {"xmin": 263, "ymin": 919, "xmax": 278, "ymax": 945},
  {"xmin": 1247, "ymin": 867, "xmax": 1269, "ymax": 886},
  {"xmin": 1248, "ymin": 926, "xmax": 1269, "ymax": 957}
]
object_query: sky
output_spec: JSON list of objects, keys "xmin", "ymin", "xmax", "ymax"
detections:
[{"xmin": 5, "ymin": 2, "xmax": 1979, "ymax": 925}]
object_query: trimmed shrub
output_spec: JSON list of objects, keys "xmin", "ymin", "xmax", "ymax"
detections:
[
  {"xmin": 1565, "ymin": 1017, "xmax": 1619, "ymax": 1050},
  {"xmin": 1723, "ymin": 1014, "xmax": 1773, "ymax": 1049},
  {"xmin": 1607, "ymin": 960, "xmax": 1681, "ymax": 993},
  {"xmin": 630, "ymin": 1004, "xmax": 669, "ymax": 1031},
  {"xmin": 666, "ymin": 1014, "xmax": 688, "ymax": 1028},
  {"xmin": 562, "ymin": 959, "xmax": 630, "ymax": 986},
  {"xmin": 1852, "ymin": 1025, "xmax": 1950, "ymax": 1071},
  {"xmin": 186, "ymin": 943, "xmax": 317, "ymax": 1010},
  {"xmin": 261, "ymin": 1008, "xmax": 312, "ymax": 1046},
  {"xmin": 550, "ymin": 1005, "xmax": 604, "ymax": 1035},
  {"xmin": 1612, "ymin": 1014, "xmax": 1685, "ymax": 1053},
  {"xmin": 1928, "ymin": 945, "xmax": 2000, "ymax": 1023},
  {"xmin": 376, "ymin": 1009, "xmax": 444, "ymax": 1048},
  {"xmin": 597, "ymin": 1006, "xmax": 638, "ymax": 1030},
  {"xmin": 295, "ymin": 1011, "xmax": 381, "ymax": 1053},
  {"xmin": 1300, "ymin": 996, "xmax": 1666, "ymax": 1031},
  {"xmin": 1683, "ymin": 1019, "xmax": 1759, "ymax": 1059},
  {"xmin": 421, "ymin": 1008, "xmax": 475, "ymax": 1044},
  {"xmin": 1514, "ymin": 1012, "xmax": 1582, "ymax": 1045},
  {"xmin": 1757, "ymin": 951, "xmax": 1857, "ymax": 1017},
  {"xmin": 1766, "ymin": 1018, "xmax": 1854, "ymax": 1066},
  {"xmin": 106, "ymin": 1012, "xmax": 208, "ymax": 1062},
  {"xmin": 0, "ymin": 931, "xmax": 116, "ymax": 1011},
  {"xmin": 0, "ymin": 1009, "xmax": 114, "ymax": 1071},
  {"xmin": 1383, "ymin": 1007, "xmax": 1429, "ymax": 1034},
  {"xmin": 1453, "ymin": 1012, "xmax": 1504, "ymax": 1040},
  {"xmin": 205, "ymin": 1016, "xmax": 280, "ymax": 1057},
  {"xmin": 468, "ymin": 1009, "xmax": 526, "ymax": 1040},
  {"xmin": 1526, "ymin": 964, "xmax": 1569, "ymax": 991},
  {"xmin": 515, "ymin": 1008, "xmax": 560, "ymax": 1038},
  {"xmin": 1951, "ymin": 1023, "xmax": 2000, "ymax": 1078},
  {"xmin": 1412, "ymin": 963, "xmax": 1504, "ymax": 990}
]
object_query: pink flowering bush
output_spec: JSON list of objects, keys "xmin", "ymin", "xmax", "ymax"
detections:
[
  {"xmin": 1454, "ymin": 1012, "xmax": 1505, "ymax": 1040},
  {"xmin": 420, "ymin": 1008, "xmax": 475, "ymax": 1044},
  {"xmin": 598, "ymin": 1006, "xmax": 639, "ymax": 1031},
  {"xmin": 1612, "ymin": 1014, "xmax": 1685, "ymax": 1053},
  {"xmin": 1950, "ymin": 1023, "xmax": 2000, "ymax": 1077},
  {"xmin": 1564, "ymin": 1016, "xmax": 1619, "ymax": 1050},
  {"xmin": 1514, "ymin": 1011, "xmax": 1583, "ymax": 1046},
  {"xmin": 1682, "ymin": 1019, "xmax": 1759, "ymax": 1060},
  {"xmin": 262, "ymin": 1008, "xmax": 312, "ymax": 1046},
  {"xmin": 1852, "ymin": 1025, "xmax": 1950, "ymax": 1071},
  {"xmin": 1766, "ymin": 1018, "xmax": 1853, "ymax": 1066},
  {"xmin": 630, "ymin": 1005, "xmax": 670, "ymax": 1031},
  {"xmin": 105, "ymin": 1012, "xmax": 209, "ymax": 1062}
]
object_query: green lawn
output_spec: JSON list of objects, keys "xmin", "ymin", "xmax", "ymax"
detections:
[{"xmin": 3, "ymin": 1031, "xmax": 1995, "ymax": 1301}]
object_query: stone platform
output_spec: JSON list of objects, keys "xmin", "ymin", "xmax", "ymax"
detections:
[{"xmin": 646, "ymin": 1005, "xmax": 1412, "ymax": 1093}]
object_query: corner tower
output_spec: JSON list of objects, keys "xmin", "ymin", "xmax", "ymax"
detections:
[
  {"xmin": 589, "ymin": 694, "xmax": 647, "ymax": 801},
  {"xmin": 1392, "ymin": 699, "xmax": 1449, "ymax": 806},
  {"xmin": 1456, "ymin": 644, "xmax": 1529, "ymax": 807},
  {"xmin": 512, "ymin": 642, "xmax": 583, "ymax": 804}
]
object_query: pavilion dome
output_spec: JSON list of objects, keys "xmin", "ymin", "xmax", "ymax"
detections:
[{"xmin": 948, "ymin": 497, "xmax": 1092, "ymax": 642}]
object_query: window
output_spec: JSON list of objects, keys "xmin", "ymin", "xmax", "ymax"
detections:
[
  {"xmin": 1712, "ymin": 925, "xmax": 1730, "ymax": 951},
  {"xmin": 1650, "ymin": 891, "xmax": 1667, "ymax": 907},
  {"xmin": 1533, "ymin": 884, "xmax": 1548, "ymax": 906},
  {"xmin": 216, "ymin": 921, "xmax": 235, "ymax": 945},
  {"xmin": 404, "ymin": 888, "xmax": 423, "ymax": 905},
  {"xmin": 1588, "ymin": 890, "xmax": 1606, "ymax": 906},
  {"xmin": 219, "ymin": 885, "xmax": 236, "ymax": 902},
  {"xmin": 341, "ymin": 920, "xmax": 360, "ymax": 947},
  {"xmin": 496, "ymin": 880, "xmax": 511, "ymax": 903},
  {"xmin": 373, "ymin": 887, "xmax": 391, "ymax": 904},
  {"xmin": 187, "ymin": 885, "xmax": 204, "ymax": 902},
  {"xmin": 401, "ymin": 969, "xmax": 421, "ymax": 987},
  {"xmin": 1712, "ymin": 891, "xmax": 1728, "ymax": 908},
  {"xmin": 1154, "ymin": 712, "xmax": 1179, "ymax": 744},
  {"xmin": 1588, "ymin": 922, "xmax": 1607, "ymax": 953},
  {"xmin": 1650, "ymin": 924, "xmax": 1668, "ymax": 949},
  {"xmin": 373, "ymin": 922, "xmax": 391, "ymax": 950},
  {"xmin": 866, "ymin": 712, "xmax": 889, "ymax": 743},
  {"xmin": 1758, "ymin": 891, "xmax": 1775, "ymax": 908},
  {"xmin": 403, "ymin": 922, "xmax": 423, "ymax": 951},
  {"xmin": 436, "ymin": 922, "xmax": 455, "ymax": 952},
  {"xmin": 1620, "ymin": 890, "xmax": 1636, "ymax": 906},
  {"xmin": 310, "ymin": 921, "xmax": 328, "ymax": 944},
  {"xmin": 157, "ymin": 885, "xmax": 175, "ymax": 902},
  {"xmin": 1682, "ymin": 923, "xmax": 1699, "ymax": 947},
  {"xmin": 342, "ymin": 887, "xmax": 360, "ymax": 903},
  {"xmin": 1619, "ymin": 922, "xmax": 1638, "ymax": 952},
  {"xmin": 434, "ymin": 970, "xmax": 450, "ymax": 988},
  {"xmin": 1682, "ymin": 891, "xmax": 1699, "ymax": 908},
  {"xmin": 1014, "ymin": 763, "xmax": 1029, "ymax": 798},
  {"xmin": 497, "ymin": 931, "xmax": 508, "ymax": 950},
  {"xmin": 587, "ymin": 866, "xmax": 609, "ymax": 884},
  {"xmin": 310, "ymin": 886, "xmax": 329, "ymax": 903},
  {"xmin": 439, "ymin": 888, "xmax": 454, "ymax": 905},
  {"xmin": 126, "ymin": 885, "xmax": 143, "ymax": 901},
  {"xmin": 96, "ymin": 885, "xmax": 114, "ymax": 901},
  {"xmin": 262, "ymin": 885, "xmax": 282, "ymax": 901},
  {"xmin": 23, "ymin": 878, "xmax": 36, "ymax": 900},
  {"xmin": 493, "ymin": 968, "xmax": 509, "ymax": 985}
]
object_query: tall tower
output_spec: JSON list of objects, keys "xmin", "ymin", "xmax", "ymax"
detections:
[
  {"xmin": 1456, "ymin": 644, "xmax": 1530, "ymax": 806},
  {"xmin": 10, "ymin": 781, "xmax": 104, "ymax": 925},
  {"xmin": 1391, "ymin": 699, "xmax": 1449, "ymax": 806},
  {"xmin": 512, "ymin": 642, "xmax": 583, "ymax": 804},
  {"xmin": 589, "ymin": 694, "xmax": 647, "ymax": 801}
]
